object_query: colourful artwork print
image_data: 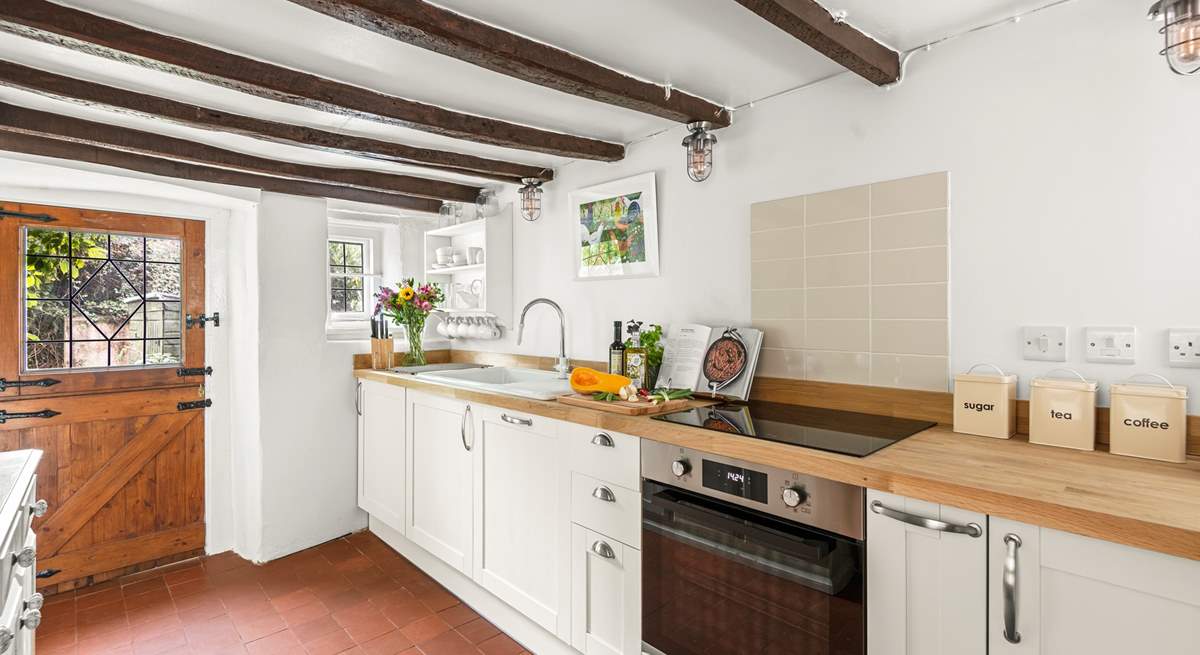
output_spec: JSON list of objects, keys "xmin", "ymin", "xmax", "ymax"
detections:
[{"xmin": 578, "ymin": 192, "xmax": 646, "ymax": 267}]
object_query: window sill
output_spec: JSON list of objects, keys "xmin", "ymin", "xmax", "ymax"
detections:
[{"xmin": 325, "ymin": 321, "xmax": 371, "ymax": 342}]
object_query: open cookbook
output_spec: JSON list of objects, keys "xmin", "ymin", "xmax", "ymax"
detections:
[{"xmin": 653, "ymin": 324, "xmax": 764, "ymax": 401}]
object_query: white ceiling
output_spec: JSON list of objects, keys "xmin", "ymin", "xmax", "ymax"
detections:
[{"xmin": 2, "ymin": 0, "xmax": 1058, "ymax": 190}]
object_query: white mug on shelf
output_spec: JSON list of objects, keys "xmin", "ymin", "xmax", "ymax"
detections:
[
  {"xmin": 467, "ymin": 247, "xmax": 483, "ymax": 265},
  {"xmin": 435, "ymin": 246, "xmax": 453, "ymax": 265}
]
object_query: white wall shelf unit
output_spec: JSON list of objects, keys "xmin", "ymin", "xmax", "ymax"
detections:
[{"xmin": 422, "ymin": 206, "xmax": 513, "ymax": 327}]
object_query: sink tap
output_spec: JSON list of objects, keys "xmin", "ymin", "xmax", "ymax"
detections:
[{"xmin": 516, "ymin": 298, "xmax": 569, "ymax": 379}]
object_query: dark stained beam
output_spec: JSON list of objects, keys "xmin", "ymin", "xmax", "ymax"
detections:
[
  {"xmin": 733, "ymin": 0, "xmax": 900, "ymax": 85},
  {"xmin": 0, "ymin": 0, "xmax": 623, "ymax": 161},
  {"xmin": 0, "ymin": 131, "xmax": 443, "ymax": 213},
  {"xmin": 0, "ymin": 61, "xmax": 551, "ymax": 184},
  {"xmin": 288, "ymin": 0, "xmax": 731, "ymax": 128},
  {"xmin": 0, "ymin": 102, "xmax": 481, "ymax": 202}
]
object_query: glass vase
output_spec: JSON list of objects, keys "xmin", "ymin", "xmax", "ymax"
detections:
[{"xmin": 404, "ymin": 318, "xmax": 426, "ymax": 366}]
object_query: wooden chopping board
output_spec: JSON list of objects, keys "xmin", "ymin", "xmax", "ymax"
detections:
[{"xmin": 557, "ymin": 393, "xmax": 691, "ymax": 416}]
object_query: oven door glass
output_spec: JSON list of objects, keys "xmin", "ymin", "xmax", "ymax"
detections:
[{"xmin": 642, "ymin": 480, "xmax": 864, "ymax": 655}]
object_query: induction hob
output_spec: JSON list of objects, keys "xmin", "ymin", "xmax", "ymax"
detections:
[{"xmin": 651, "ymin": 401, "xmax": 936, "ymax": 457}]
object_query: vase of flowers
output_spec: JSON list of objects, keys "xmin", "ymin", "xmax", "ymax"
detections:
[{"xmin": 376, "ymin": 278, "xmax": 445, "ymax": 366}]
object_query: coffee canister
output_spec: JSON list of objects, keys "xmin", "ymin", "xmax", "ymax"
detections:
[
  {"xmin": 1109, "ymin": 374, "xmax": 1188, "ymax": 463},
  {"xmin": 1029, "ymin": 369, "xmax": 1098, "ymax": 451},
  {"xmin": 953, "ymin": 364, "xmax": 1018, "ymax": 439}
]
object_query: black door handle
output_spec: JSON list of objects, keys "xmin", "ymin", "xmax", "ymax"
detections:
[
  {"xmin": 0, "ymin": 377, "xmax": 61, "ymax": 392},
  {"xmin": 0, "ymin": 409, "xmax": 60, "ymax": 424}
]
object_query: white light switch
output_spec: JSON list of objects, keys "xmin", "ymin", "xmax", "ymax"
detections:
[
  {"xmin": 1168, "ymin": 329, "xmax": 1200, "ymax": 368},
  {"xmin": 1084, "ymin": 326, "xmax": 1136, "ymax": 364},
  {"xmin": 1021, "ymin": 326, "xmax": 1067, "ymax": 362}
]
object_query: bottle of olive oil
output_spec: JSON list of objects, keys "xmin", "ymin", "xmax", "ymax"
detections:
[
  {"xmin": 608, "ymin": 321, "xmax": 625, "ymax": 375},
  {"xmin": 624, "ymin": 320, "xmax": 647, "ymax": 390}
]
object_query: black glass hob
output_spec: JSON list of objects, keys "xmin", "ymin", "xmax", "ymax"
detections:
[{"xmin": 651, "ymin": 401, "xmax": 936, "ymax": 457}]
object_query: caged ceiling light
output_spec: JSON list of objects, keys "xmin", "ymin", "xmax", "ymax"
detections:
[
  {"xmin": 519, "ymin": 178, "xmax": 543, "ymax": 222},
  {"xmin": 1150, "ymin": 0, "xmax": 1200, "ymax": 75},
  {"xmin": 681, "ymin": 121, "xmax": 717, "ymax": 182}
]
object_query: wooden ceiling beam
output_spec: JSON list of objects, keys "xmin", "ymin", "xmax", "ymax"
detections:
[
  {"xmin": 0, "ymin": 61, "xmax": 550, "ymax": 184},
  {"xmin": 0, "ymin": 131, "xmax": 443, "ymax": 213},
  {"xmin": 0, "ymin": 102, "xmax": 481, "ymax": 202},
  {"xmin": 733, "ymin": 0, "xmax": 900, "ymax": 85},
  {"xmin": 0, "ymin": 0, "xmax": 623, "ymax": 161},
  {"xmin": 287, "ymin": 0, "xmax": 731, "ymax": 128}
]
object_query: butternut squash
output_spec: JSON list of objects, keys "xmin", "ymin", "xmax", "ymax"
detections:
[{"xmin": 570, "ymin": 367, "xmax": 632, "ymax": 395}]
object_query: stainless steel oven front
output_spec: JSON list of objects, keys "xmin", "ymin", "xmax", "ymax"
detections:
[{"xmin": 641, "ymin": 441, "xmax": 865, "ymax": 655}]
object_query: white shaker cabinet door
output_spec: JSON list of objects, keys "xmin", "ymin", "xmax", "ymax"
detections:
[
  {"xmin": 866, "ymin": 490, "xmax": 987, "ymax": 655},
  {"xmin": 406, "ymin": 391, "xmax": 475, "ymax": 576},
  {"xmin": 989, "ymin": 517, "xmax": 1200, "ymax": 655},
  {"xmin": 571, "ymin": 524, "xmax": 641, "ymax": 655},
  {"xmin": 357, "ymin": 380, "xmax": 407, "ymax": 533},
  {"xmin": 471, "ymin": 405, "xmax": 570, "ymax": 640}
]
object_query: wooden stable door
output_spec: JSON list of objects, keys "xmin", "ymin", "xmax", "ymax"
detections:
[{"xmin": 0, "ymin": 202, "xmax": 207, "ymax": 592}]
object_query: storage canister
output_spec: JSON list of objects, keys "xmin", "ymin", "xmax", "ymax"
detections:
[
  {"xmin": 1109, "ymin": 374, "xmax": 1188, "ymax": 463},
  {"xmin": 953, "ymin": 364, "xmax": 1018, "ymax": 439},
  {"xmin": 1029, "ymin": 369, "xmax": 1097, "ymax": 451}
]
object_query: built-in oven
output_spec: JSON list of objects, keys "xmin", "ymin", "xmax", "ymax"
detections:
[{"xmin": 641, "ymin": 441, "xmax": 865, "ymax": 655}]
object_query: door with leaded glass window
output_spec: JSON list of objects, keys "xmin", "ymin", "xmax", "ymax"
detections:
[{"xmin": 0, "ymin": 202, "xmax": 206, "ymax": 592}]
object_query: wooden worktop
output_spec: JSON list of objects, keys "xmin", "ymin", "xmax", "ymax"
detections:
[{"xmin": 354, "ymin": 368, "xmax": 1200, "ymax": 561}]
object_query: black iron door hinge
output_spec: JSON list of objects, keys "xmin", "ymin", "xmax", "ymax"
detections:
[
  {"xmin": 185, "ymin": 312, "xmax": 220, "ymax": 329},
  {"xmin": 0, "ymin": 209, "xmax": 56, "ymax": 222},
  {"xmin": 176, "ymin": 366, "xmax": 213, "ymax": 377},
  {"xmin": 35, "ymin": 569, "xmax": 60, "ymax": 579},
  {"xmin": 177, "ymin": 399, "xmax": 212, "ymax": 411},
  {"xmin": 0, "ymin": 377, "xmax": 61, "ymax": 392},
  {"xmin": 0, "ymin": 409, "xmax": 60, "ymax": 424}
]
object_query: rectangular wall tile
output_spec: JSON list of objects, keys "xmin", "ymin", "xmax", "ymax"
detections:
[
  {"xmin": 751, "ymin": 196, "xmax": 805, "ymax": 232},
  {"xmin": 870, "ymin": 355, "xmax": 949, "ymax": 392},
  {"xmin": 872, "ymin": 319, "xmax": 949, "ymax": 356},
  {"xmin": 805, "ymin": 319, "xmax": 869, "ymax": 352},
  {"xmin": 805, "ymin": 184, "xmax": 870, "ymax": 225},
  {"xmin": 806, "ymin": 286, "xmax": 868, "ymax": 319},
  {"xmin": 871, "ymin": 283, "xmax": 948, "ymax": 319},
  {"xmin": 751, "ymin": 227, "xmax": 804, "ymax": 261},
  {"xmin": 803, "ymin": 351, "xmax": 870, "ymax": 385},
  {"xmin": 751, "ymin": 259, "xmax": 803, "ymax": 289},
  {"xmin": 754, "ymin": 319, "xmax": 805, "ymax": 350},
  {"xmin": 871, "ymin": 209, "xmax": 947, "ymax": 250},
  {"xmin": 806, "ymin": 219, "xmax": 868, "ymax": 256},
  {"xmin": 806, "ymin": 253, "xmax": 869, "ymax": 287},
  {"xmin": 870, "ymin": 172, "xmax": 948, "ymax": 215},
  {"xmin": 756, "ymin": 348, "xmax": 805, "ymax": 379},
  {"xmin": 872, "ymin": 246, "xmax": 947, "ymax": 284},
  {"xmin": 751, "ymin": 289, "xmax": 804, "ymax": 320}
]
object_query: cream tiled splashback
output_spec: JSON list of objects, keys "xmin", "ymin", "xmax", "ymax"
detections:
[{"xmin": 750, "ymin": 172, "xmax": 949, "ymax": 392}]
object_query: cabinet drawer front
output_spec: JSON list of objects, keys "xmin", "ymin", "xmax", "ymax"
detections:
[
  {"xmin": 571, "ymin": 524, "xmax": 641, "ymax": 655},
  {"xmin": 571, "ymin": 473, "xmax": 640, "ymax": 549},
  {"xmin": 565, "ymin": 424, "xmax": 640, "ymax": 491}
]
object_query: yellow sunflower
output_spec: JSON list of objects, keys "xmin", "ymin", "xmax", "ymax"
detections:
[{"xmin": 400, "ymin": 287, "xmax": 415, "ymax": 301}]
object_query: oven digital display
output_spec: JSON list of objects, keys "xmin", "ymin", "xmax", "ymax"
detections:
[{"xmin": 701, "ymin": 460, "xmax": 769, "ymax": 503}]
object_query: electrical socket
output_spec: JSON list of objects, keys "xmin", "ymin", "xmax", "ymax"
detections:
[
  {"xmin": 1168, "ymin": 329, "xmax": 1200, "ymax": 368},
  {"xmin": 1084, "ymin": 326, "xmax": 1136, "ymax": 364},
  {"xmin": 1021, "ymin": 326, "xmax": 1067, "ymax": 362}
]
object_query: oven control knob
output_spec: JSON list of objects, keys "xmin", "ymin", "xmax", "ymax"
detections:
[
  {"xmin": 781, "ymin": 486, "xmax": 807, "ymax": 508},
  {"xmin": 670, "ymin": 458, "xmax": 691, "ymax": 478}
]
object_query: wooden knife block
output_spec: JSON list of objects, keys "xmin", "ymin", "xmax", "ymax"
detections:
[{"xmin": 371, "ymin": 338, "xmax": 394, "ymax": 370}]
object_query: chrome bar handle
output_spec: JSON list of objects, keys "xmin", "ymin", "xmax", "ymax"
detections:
[
  {"xmin": 1003, "ymin": 533, "xmax": 1022, "ymax": 644},
  {"xmin": 461, "ymin": 404, "xmax": 472, "ymax": 451},
  {"xmin": 591, "ymin": 432, "xmax": 615, "ymax": 447},
  {"xmin": 355, "ymin": 381, "xmax": 362, "ymax": 417},
  {"xmin": 592, "ymin": 486, "xmax": 616, "ymax": 502},
  {"xmin": 500, "ymin": 413, "xmax": 532, "ymax": 427},
  {"xmin": 870, "ymin": 501, "xmax": 982, "ymax": 538},
  {"xmin": 590, "ymin": 540, "xmax": 615, "ymax": 559}
]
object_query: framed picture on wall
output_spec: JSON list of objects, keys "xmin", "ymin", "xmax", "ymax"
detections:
[{"xmin": 569, "ymin": 172, "xmax": 660, "ymax": 280}]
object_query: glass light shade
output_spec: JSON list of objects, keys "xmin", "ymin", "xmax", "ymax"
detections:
[
  {"xmin": 438, "ymin": 202, "xmax": 453, "ymax": 219},
  {"xmin": 681, "ymin": 121, "xmax": 717, "ymax": 182},
  {"xmin": 519, "ymin": 178, "xmax": 543, "ymax": 222},
  {"xmin": 1155, "ymin": 0, "xmax": 1200, "ymax": 74},
  {"xmin": 475, "ymin": 189, "xmax": 492, "ymax": 217}
]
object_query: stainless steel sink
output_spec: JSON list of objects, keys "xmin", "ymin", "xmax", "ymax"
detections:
[{"xmin": 415, "ymin": 366, "xmax": 571, "ymax": 401}]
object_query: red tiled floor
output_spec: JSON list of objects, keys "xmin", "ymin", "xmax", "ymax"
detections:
[{"xmin": 36, "ymin": 532, "xmax": 531, "ymax": 655}]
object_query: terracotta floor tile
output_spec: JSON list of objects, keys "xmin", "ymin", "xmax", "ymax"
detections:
[
  {"xmin": 455, "ymin": 619, "xmax": 500, "ymax": 645},
  {"xmin": 280, "ymin": 600, "xmax": 331, "ymax": 628},
  {"xmin": 162, "ymin": 565, "xmax": 206, "ymax": 588},
  {"xmin": 76, "ymin": 585, "xmax": 123, "ymax": 611},
  {"xmin": 126, "ymin": 588, "xmax": 173, "ymax": 613},
  {"xmin": 302, "ymin": 628, "xmax": 355, "ymax": 655},
  {"xmin": 130, "ymin": 628, "xmax": 187, "ymax": 655},
  {"xmin": 130, "ymin": 614, "xmax": 184, "ymax": 642},
  {"xmin": 476, "ymin": 634, "xmax": 523, "ymax": 655},
  {"xmin": 379, "ymin": 598, "xmax": 431, "ymax": 630},
  {"xmin": 342, "ymin": 613, "xmax": 395, "ymax": 644},
  {"xmin": 123, "ymin": 577, "xmax": 168, "ymax": 598},
  {"xmin": 436, "ymin": 605, "xmax": 478, "ymax": 629},
  {"xmin": 232, "ymin": 611, "xmax": 286, "ymax": 642},
  {"xmin": 126, "ymin": 602, "xmax": 178, "ymax": 628},
  {"xmin": 166, "ymin": 578, "xmax": 214, "ymax": 600},
  {"xmin": 244, "ymin": 629, "xmax": 303, "ymax": 655},
  {"xmin": 321, "ymin": 588, "xmax": 368, "ymax": 613},
  {"xmin": 183, "ymin": 614, "xmax": 242, "ymax": 647},
  {"xmin": 415, "ymin": 588, "xmax": 459, "ymax": 613},
  {"xmin": 418, "ymin": 630, "xmax": 481, "ymax": 655},
  {"xmin": 291, "ymin": 615, "xmax": 342, "ymax": 644},
  {"xmin": 398, "ymin": 614, "xmax": 450, "ymax": 645},
  {"xmin": 34, "ymin": 628, "xmax": 78, "ymax": 652},
  {"xmin": 75, "ymin": 625, "xmax": 133, "ymax": 654},
  {"xmin": 358, "ymin": 630, "xmax": 414, "ymax": 655}
]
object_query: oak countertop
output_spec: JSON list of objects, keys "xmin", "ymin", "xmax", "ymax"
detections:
[{"xmin": 354, "ymin": 369, "xmax": 1200, "ymax": 561}]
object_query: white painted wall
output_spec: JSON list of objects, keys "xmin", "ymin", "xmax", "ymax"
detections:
[{"xmin": 472, "ymin": 0, "xmax": 1200, "ymax": 411}]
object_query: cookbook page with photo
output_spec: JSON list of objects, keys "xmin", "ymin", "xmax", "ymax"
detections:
[{"xmin": 656, "ymin": 324, "xmax": 763, "ymax": 401}]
